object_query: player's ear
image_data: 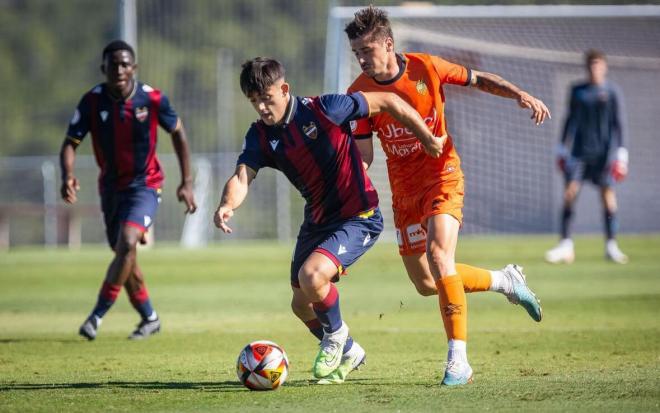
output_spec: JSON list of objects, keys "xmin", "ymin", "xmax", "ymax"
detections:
[
  {"xmin": 281, "ymin": 82, "xmax": 289, "ymax": 96},
  {"xmin": 385, "ymin": 37, "xmax": 394, "ymax": 52},
  {"xmin": 100, "ymin": 63, "xmax": 106, "ymax": 74}
]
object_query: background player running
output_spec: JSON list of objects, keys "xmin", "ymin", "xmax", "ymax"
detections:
[
  {"xmin": 344, "ymin": 6, "xmax": 550, "ymax": 385},
  {"xmin": 214, "ymin": 57, "xmax": 445, "ymax": 384},
  {"xmin": 545, "ymin": 49, "xmax": 629, "ymax": 264},
  {"xmin": 61, "ymin": 40, "xmax": 197, "ymax": 341}
]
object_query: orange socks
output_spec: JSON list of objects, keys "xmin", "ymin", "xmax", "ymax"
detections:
[
  {"xmin": 456, "ymin": 263, "xmax": 492, "ymax": 293},
  {"xmin": 436, "ymin": 275, "xmax": 467, "ymax": 341}
]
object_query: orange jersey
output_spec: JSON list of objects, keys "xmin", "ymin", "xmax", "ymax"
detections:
[{"xmin": 348, "ymin": 52, "xmax": 470, "ymax": 196}]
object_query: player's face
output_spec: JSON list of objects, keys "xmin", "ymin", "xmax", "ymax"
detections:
[
  {"xmin": 588, "ymin": 58, "xmax": 607, "ymax": 85},
  {"xmin": 350, "ymin": 35, "xmax": 394, "ymax": 81},
  {"xmin": 247, "ymin": 80, "xmax": 290, "ymax": 126},
  {"xmin": 102, "ymin": 50, "xmax": 137, "ymax": 97}
]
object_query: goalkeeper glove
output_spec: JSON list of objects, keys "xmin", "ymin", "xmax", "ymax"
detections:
[
  {"xmin": 555, "ymin": 144, "xmax": 569, "ymax": 173},
  {"xmin": 611, "ymin": 147, "xmax": 629, "ymax": 182}
]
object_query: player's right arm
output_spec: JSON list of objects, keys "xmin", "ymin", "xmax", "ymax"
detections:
[
  {"xmin": 59, "ymin": 138, "xmax": 80, "ymax": 204},
  {"xmin": 214, "ymin": 125, "xmax": 270, "ymax": 233},
  {"xmin": 60, "ymin": 95, "xmax": 90, "ymax": 204},
  {"xmin": 214, "ymin": 164, "xmax": 256, "ymax": 234}
]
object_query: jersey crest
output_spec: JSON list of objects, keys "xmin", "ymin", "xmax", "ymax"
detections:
[
  {"xmin": 303, "ymin": 121, "xmax": 318, "ymax": 139},
  {"xmin": 416, "ymin": 79, "xmax": 428, "ymax": 95},
  {"xmin": 135, "ymin": 106, "xmax": 149, "ymax": 122}
]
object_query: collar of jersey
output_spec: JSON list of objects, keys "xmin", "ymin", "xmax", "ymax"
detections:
[
  {"xmin": 374, "ymin": 54, "xmax": 407, "ymax": 86},
  {"xmin": 266, "ymin": 94, "xmax": 297, "ymax": 129},
  {"xmin": 104, "ymin": 80, "xmax": 138, "ymax": 102}
]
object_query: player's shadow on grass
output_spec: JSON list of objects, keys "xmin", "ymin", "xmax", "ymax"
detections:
[
  {"xmin": 0, "ymin": 338, "xmax": 80, "ymax": 344},
  {"xmin": 0, "ymin": 379, "xmax": 327, "ymax": 393},
  {"xmin": 0, "ymin": 379, "xmax": 383, "ymax": 393}
]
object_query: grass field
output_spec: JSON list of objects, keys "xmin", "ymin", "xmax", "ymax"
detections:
[{"xmin": 1, "ymin": 235, "xmax": 659, "ymax": 412}]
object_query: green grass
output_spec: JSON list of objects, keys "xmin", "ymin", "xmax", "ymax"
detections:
[{"xmin": 1, "ymin": 235, "xmax": 659, "ymax": 412}]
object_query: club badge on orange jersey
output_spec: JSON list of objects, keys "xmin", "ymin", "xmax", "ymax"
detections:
[
  {"xmin": 303, "ymin": 122, "xmax": 318, "ymax": 139},
  {"xmin": 135, "ymin": 107, "xmax": 149, "ymax": 122},
  {"xmin": 415, "ymin": 79, "xmax": 429, "ymax": 96}
]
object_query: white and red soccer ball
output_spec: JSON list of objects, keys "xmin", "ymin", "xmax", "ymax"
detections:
[{"xmin": 236, "ymin": 340, "xmax": 289, "ymax": 390}]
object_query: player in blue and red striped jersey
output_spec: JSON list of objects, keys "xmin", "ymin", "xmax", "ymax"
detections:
[
  {"xmin": 60, "ymin": 40, "xmax": 197, "ymax": 341},
  {"xmin": 214, "ymin": 57, "xmax": 445, "ymax": 384}
]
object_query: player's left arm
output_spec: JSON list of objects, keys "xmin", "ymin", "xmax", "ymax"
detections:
[
  {"xmin": 471, "ymin": 70, "xmax": 551, "ymax": 125},
  {"xmin": 609, "ymin": 86, "xmax": 628, "ymax": 182},
  {"xmin": 158, "ymin": 92, "xmax": 197, "ymax": 214},
  {"xmin": 170, "ymin": 120, "xmax": 197, "ymax": 214}
]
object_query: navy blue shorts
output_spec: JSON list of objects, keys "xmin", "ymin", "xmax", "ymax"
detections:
[
  {"xmin": 564, "ymin": 156, "xmax": 613, "ymax": 187},
  {"xmin": 100, "ymin": 187, "xmax": 161, "ymax": 247},
  {"xmin": 290, "ymin": 208, "xmax": 384, "ymax": 287}
]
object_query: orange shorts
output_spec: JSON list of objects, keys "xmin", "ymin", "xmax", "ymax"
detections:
[{"xmin": 392, "ymin": 175, "xmax": 464, "ymax": 256}]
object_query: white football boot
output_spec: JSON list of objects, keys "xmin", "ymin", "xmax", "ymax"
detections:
[
  {"xmin": 605, "ymin": 240, "xmax": 628, "ymax": 264},
  {"xmin": 545, "ymin": 239, "xmax": 575, "ymax": 264}
]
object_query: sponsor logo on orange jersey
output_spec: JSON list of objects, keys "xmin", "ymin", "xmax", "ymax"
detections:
[
  {"xmin": 378, "ymin": 108, "xmax": 438, "ymax": 159},
  {"xmin": 384, "ymin": 140, "xmax": 423, "ymax": 158}
]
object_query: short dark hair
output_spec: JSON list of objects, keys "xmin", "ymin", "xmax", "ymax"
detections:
[
  {"xmin": 240, "ymin": 57, "xmax": 286, "ymax": 96},
  {"xmin": 102, "ymin": 40, "xmax": 135, "ymax": 62},
  {"xmin": 344, "ymin": 5, "xmax": 393, "ymax": 42},
  {"xmin": 585, "ymin": 49, "xmax": 606, "ymax": 64}
]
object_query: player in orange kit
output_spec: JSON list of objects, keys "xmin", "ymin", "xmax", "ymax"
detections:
[{"xmin": 345, "ymin": 6, "xmax": 551, "ymax": 385}]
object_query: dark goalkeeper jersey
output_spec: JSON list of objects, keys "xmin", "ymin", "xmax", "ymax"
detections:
[{"xmin": 562, "ymin": 81, "xmax": 624, "ymax": 160}]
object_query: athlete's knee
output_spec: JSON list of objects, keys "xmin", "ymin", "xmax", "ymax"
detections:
[
  {"xmin": 114, "ymin": 236, "xmax": 139, "ymax": 259},
  {"xmin": 297, "ymin": 264, "xmax": 325, "ymax": 292},
  {"xmin": 564, "ymin": 183, "xmax": 580, "ymax": 203}
]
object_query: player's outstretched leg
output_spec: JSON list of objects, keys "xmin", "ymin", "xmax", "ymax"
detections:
[
  {"xmin": 492, "ymin": 264, "xmax": 543, "ymax": 322},
  {"xmin": 317, "ymin": 341, "xmax": 366, "ymax": 385}
]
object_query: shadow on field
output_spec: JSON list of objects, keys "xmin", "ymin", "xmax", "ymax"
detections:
[
  {"xmin": 0, "ymin": 379, "xmax": 341, "ymax": 393},
  {"xmin": 0, "ymin": 338, "xmax": 80, "ymax": 344}
]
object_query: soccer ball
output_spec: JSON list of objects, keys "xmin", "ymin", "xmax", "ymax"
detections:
[{"xmin": 236, "ymin": 340, "xmax": 289, "ymax": 390}]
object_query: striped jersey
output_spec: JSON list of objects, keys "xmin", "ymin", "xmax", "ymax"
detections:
[
  {"xmin": 238, "ymin": 93, "xmax": 378, "ymax": 225},
  {"xmin": 66, "ymin": 82, "xmax": 179, "ymax": 192}
]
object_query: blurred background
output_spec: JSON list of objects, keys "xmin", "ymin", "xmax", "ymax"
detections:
[{"xmin": 1, "ymin": 0, "xmax": 659, "ymax": 248}]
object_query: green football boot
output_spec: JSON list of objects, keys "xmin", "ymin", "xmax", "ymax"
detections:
[{"xmin": 312, "ymin": 322, "xmax": 349, "ymax": 378}]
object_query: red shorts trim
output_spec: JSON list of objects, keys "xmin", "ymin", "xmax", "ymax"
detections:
[
  {"xmin": 314, "ymin": 248, "xmax": 346, "ymax": 275},
  {"xmin": 124, "ymin": 220, "xmax": 147, "ymax": 232}
]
